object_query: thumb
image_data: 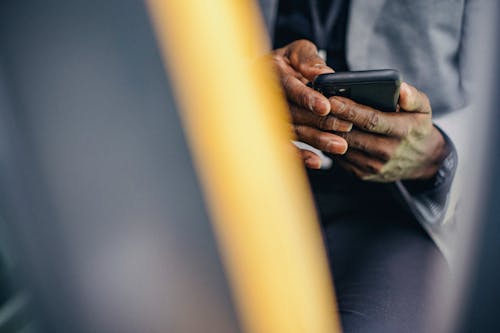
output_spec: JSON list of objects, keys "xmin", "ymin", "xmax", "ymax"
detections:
[
  {"xmin": 288, "ymin": 40, "xmax": 334, "ymax": 81},
  {"xmin": 398, "ymin": 82, "xmax": 431, "ymax": 114}
]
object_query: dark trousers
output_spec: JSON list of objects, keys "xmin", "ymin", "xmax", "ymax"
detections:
[{"xmin": 310, "ymin": 168, "xmax": 448, "ymax": 333}]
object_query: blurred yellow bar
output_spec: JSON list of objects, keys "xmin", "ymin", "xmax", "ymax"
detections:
[{"xmin": 146, "ymin": 1, "xmax": 341, "ymax": 332}]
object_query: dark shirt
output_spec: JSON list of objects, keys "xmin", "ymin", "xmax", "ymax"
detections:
[{"xmin": 274, "ymin": 0, "xmax": 350, "ymax": 72}]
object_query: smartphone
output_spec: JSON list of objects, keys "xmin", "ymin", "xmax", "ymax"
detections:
[{"xmin": 309, "ymin": 69, "xmax": 401, "ymax": 112}]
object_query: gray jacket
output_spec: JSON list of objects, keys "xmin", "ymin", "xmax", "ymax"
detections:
[{"xmin": 259, "ymin": 0, "xmax": 476, "ymax": 256}]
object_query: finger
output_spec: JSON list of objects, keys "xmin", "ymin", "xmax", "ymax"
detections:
[
  {"xmin": 294, "ymin": 125, "xmax": 348, "ymax": 154},
  {"xmin": 281, "ymin": 75, "xmax": 331, "ymax": 115},
  {"xmin": 339, "ymin": 129, "xmax": 399, "ymax": 161},
  {"xmin": 398, "ymin": 82, "xmax": 431, "ymax": 114},
  {"xmin": 336, "ymin": 159, "xmax": 370, "ymax": 179},
  {"xmin": 300, "ymin": 149, "xmax": 322, "ymax": 169},
  {"xmin": 343, "ymin": 149, "xmax": 386, "ymax": 175},
  {"xmin": 273, "ymin": 42, "xmax": 331, "ymax": 115},
  {"xmin": 330, "ymin": 96, "xmax": 410, "ymax": 137},
  {"xmin": 287, "ymin": 39, "xmax": 334, "ymax": 81},
  {"xmin": 290, "ymin": 104, "xmax": 353, "ymax": 132}
]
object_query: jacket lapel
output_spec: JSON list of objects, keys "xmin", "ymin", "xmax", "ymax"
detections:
[
  {"xmin": 346, "ymin": 0, "xmax": 387, "ymax": 68},
  {"xmin": 259, "ymin": 0, "xmax": 279, "ymax": 36},
  {"xmin": 262, "ymin": 0, "xmax": 387, "ymax": 68}
]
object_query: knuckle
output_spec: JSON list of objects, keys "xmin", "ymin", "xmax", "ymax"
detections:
[
  {"xmin": 318, "ymin": 115, "xmax": 333, "ymax": 130},
  {"xmin": 364, "ymin": 112, "xmax": 379, "ymax": 131},
  {"xmin": 352, "ymin": 137, "xmax": 367, "ymax": 151},
  {"xmin": 272, "ymin": 56, "xmax": 289, "ymax": 74},
  {"xmin": 300, "ymin": 93, "xmax": 313, "ymax": 110},
  {"xmin": 317, "ymin": 116, "xmax": 327, "ymax": 130},
  {"xmin": 294, "ymin": 125, "xmax": 305, "ymax": 138},
  {"xmin": 271, "ymin": 53, "xmax": 281, "ymax": 65},
  {"xmin": 375, "ymin": 139, "xmax": 395, "ymax": 161},
  {"xmin": 282, "ymin": 75, "xmax": 293, "ymax": 92},
  {"xmin": 378, "ymin": 148, "xmax": 393, "ymax": 161},
  {"xmin": 345, "ymin": 104, "xmax": 358, "ymax": 120},
  {"xmin": 340, "ymin": 102, "xmax": 353, "ymax": 118},
  {"xmin": 368, "ymin": 162, "xmax": 383, "ymax": 174},
  {"xmin": 332, "ymin": 98, "xmax": 348, "ymax": 115},
  {"xmin": 327, "ymin": 116, "xmax": 338, "ymax": 130}
]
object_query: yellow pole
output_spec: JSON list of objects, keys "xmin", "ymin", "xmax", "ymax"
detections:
[{"xmin": 146, "ymin": 1, "xmax": 341, "ymax": 332}]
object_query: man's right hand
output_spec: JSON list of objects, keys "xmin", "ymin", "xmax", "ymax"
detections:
[{"xmin": 271, "ymin": 39, "xmax": 351, "ymax": 169}]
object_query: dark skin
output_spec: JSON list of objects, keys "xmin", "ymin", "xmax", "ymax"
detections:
[{"xmin": 272, "ymin": 39, "xmax": 448, "ymax": 182}]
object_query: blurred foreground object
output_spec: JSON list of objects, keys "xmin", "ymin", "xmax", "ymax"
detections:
[
  {"xmin": 450, "ymin": 2, "xmax": 500, "ymax": 333},
  {"xmin": 147, "ymin": 1, "xmax": 340, "ymax": 332}
]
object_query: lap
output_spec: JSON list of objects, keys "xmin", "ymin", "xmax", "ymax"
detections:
[{"xmin": 323, "ymin": 213, "xmax": 448, "ymax": 333}]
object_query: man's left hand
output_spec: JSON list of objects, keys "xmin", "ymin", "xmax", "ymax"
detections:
[{"xmin": 330, "ymin": 82, "xmax": 449, "ymax": 182}]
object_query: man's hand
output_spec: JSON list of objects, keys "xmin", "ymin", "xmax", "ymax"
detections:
[
  {"xmin": 330, "ymin": 82, "xmax": 449, "ymax": 182},
  {"xmin": 272, "ymin": 40, "xmax": 352, "ymax": 169}
]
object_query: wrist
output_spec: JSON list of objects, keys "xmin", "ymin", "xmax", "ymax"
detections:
[{"xmin": 417, "ymin": 126, "xmax": 449, "ymax": 180}]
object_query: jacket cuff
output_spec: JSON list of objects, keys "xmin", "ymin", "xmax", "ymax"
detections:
[{"xmin": 399, "ymin": 124, "xmax": 458, "ymax": 224}]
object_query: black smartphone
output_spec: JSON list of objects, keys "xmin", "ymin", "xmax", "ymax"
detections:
[{"xmin": 309, "ymin": 69, "xmax": 401, "ymax": 112}]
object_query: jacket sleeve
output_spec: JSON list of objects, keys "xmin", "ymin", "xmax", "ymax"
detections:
[{"xmin": 396, "ymin": 0, "xmax": 479, "ymax": 229}]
